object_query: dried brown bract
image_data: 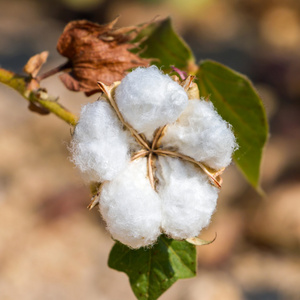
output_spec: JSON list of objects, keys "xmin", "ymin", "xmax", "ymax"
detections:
[
  {"xmin": 56, "ymin": 18, "xmax": 151, "ymax": 96},
  {"xmin": 23, "ymin": 51, "xmax": 49, "ymax": 78}
]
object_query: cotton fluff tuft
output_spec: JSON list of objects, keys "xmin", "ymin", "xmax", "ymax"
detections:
[
  {"xmin": 157, "ymin": 157, "xmax": 218, "ymax": 239},
  {"xmin": 100, "ymin": 158, "xmax": 162, "ymax": 249},
  {"xmin": 161, "ymin": 99, "xmax": 237, "ymax": 170},
  {"xmin": 115, "ymin": 66, "xmax": 188, "ymax": 140},
  {"xmin": 71, "ymin": 99, "xmax": 133, "ymax": 182}
]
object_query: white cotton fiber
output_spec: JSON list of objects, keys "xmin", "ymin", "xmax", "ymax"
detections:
[
  {"xmin": 157, "ymin": 157, "xmax": 218, "ymax": 240},
  {"xmin": 161, "ymin": 99, "xmax": 237, "ymax": 170},
  {"xmin": 99, "ymin": 158, "xmax": 162, "ymax": 248},
  {"xmin": 115, "ymin": 66, "xmax": 188, "ymax": 140},
  {"xmin": 71, "ymin": 99, "xmax": 134, "ymax": 182}
]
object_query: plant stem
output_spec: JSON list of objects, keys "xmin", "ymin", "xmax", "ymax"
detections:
[
  {"xmin": 0, "ymin": 68, "xmax": 78, "ymax": 126},
  {"xmin": 33, "ymin": 95, "xmax": 78, "ymax": 126},
  {"xmin": 36, "ymin": 61, "xmax": 71, "ymax": 81}
]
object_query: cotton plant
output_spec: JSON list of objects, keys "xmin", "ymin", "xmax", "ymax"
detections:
[
  {"xmin": 0, "ymin": 17, "xmax": 268, "ymax": 300},
  {"xmin": 71, "ymin": 66, "xmax": 237, "ymax": 249}
]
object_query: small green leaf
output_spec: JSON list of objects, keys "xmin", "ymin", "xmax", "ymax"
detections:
[
  {"xmin": 135, "ymin": 18, "xmax": 196, "ymax": 72},
  {"xmin": 108, "ymin": 235, "xmax": 196, "ymax": 300},
  {"xmin": 196, "ymin": 60, "xmax": 268, "ymax": 189}
]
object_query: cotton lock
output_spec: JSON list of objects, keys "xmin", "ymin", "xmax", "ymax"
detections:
[
  {"xmin": 157, "ymin": 157, "xmax": 218, "ymax": 240},
  {"xmin": 100, "ymin": 158, "xmax": 162, "ymax": 248},
  {"xmin": 71, "ymin": 66, "xmax": 237, "ymax": 249},
  {"xmin": 161, "ymin": 100, "xmax": 237, "ymax": 170},
  {"xmin": 115, "ymin": 66, "xmax": 189, "ymax": 140},
  {"xmin": 71, "ymin": 100, "xmax": 133, "ymax": 182}
]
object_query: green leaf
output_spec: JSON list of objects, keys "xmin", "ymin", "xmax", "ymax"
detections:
[
  {"xmin": 196, "ymin": 60, "xmax": 268, "ymax": 189},
  {"xmin": 108, "ymin": 235, "xmax": 196, "ymax": 300},
  {"xmin": 135, "ymin": 18, "xmax": 196, "ymax": 72}
]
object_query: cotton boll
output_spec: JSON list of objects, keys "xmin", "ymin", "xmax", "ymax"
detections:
[
  {"xmin": 115, "ymin": 66, "xmax": 188, "ymax": 140},
  {"xmin": 100, "ymin": 158, "xmax": 162, "ymax": 248},
  {"xmin": 157, "ymin": 157, "xmax": 218, "ymax": 240},
  {"xmin": 161, "ymin": 99, "xmax": 237, "ymax": 170},
  {"xmin": 71, "ymin": 99, "xmax": 135, "ymax": 182}
]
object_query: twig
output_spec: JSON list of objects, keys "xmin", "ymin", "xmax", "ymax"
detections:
[
  {"xmin": 0, "ymin": 68, "xmax": 77, "ymax": 126},
  {"xmin": 36, "ymin": 61, "xmax": 71, "ymax": 81}
]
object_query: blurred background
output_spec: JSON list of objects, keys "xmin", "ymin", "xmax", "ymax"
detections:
[{"xmin": 0, "ymin": 0, "xmax": 300, "ymax": 299}]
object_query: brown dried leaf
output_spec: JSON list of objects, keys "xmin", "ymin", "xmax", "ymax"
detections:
[
  {"xmin": 28, "ymin": 101, "xmax": 50, "ymax": 115},
  {"xmin": 23, "ymin": 51, "xmax": 49, "ymax": 78},
  {"xmin": 56, "ymin": 18, "xmax": 151, "ymax": 95},
  {"xmin": 59, "ymin": 73, "xmax": 81, "ymax": 91}
]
